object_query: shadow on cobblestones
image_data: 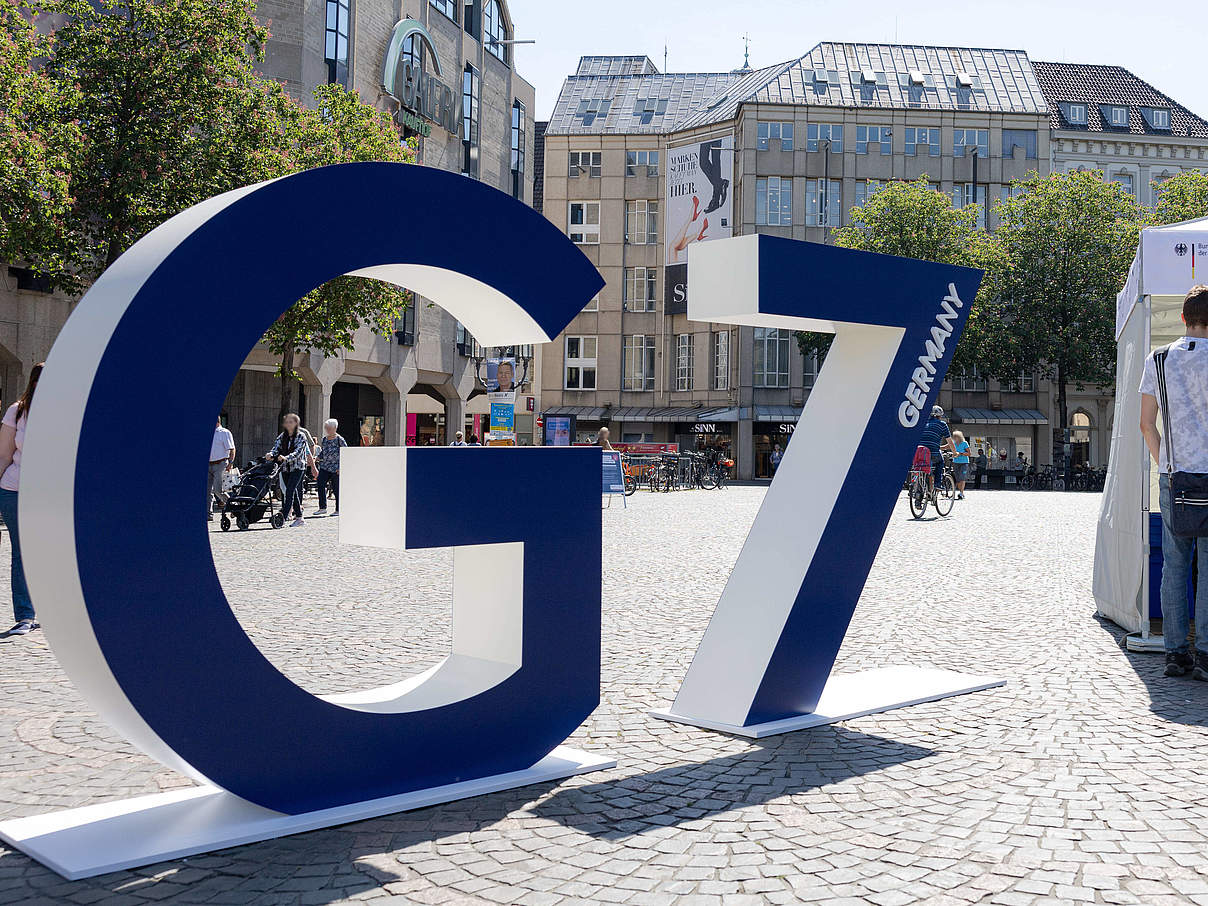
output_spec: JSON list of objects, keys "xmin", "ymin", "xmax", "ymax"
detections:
[
  {"xmin": 532, "ymin": 726, "xmax": 932, "ymax": 839},
  {"xmin": 1094, "ymin": 614, "xmax": 1208, "ymax": 727}
]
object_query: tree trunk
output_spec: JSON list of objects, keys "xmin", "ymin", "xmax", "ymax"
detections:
[
  {"xmin": 279, "ymin": 347, "xmax": 296, "ymax": 425},
  {"xmin": 1056, "ymin": 361, "xmax": 1069, "ymax": 484}
]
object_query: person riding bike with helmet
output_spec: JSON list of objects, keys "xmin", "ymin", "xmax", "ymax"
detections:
[{"xmin": 920, "ymin": 405, "xmax": 957, "ymax": 498}]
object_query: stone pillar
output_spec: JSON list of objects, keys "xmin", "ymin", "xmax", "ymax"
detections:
[
  {"xmin": 383, "ymin": 391, "xmax": 405, "ymax": 446},
  {"xmin": 736, "ymin": 418, "xmax": 754, "ymax": 481},
  {"xmin": 304, "ymin": 383, "xmax": 332, "ymax": 437},
  {"xmin": 445, "ymin": 396, "xmax": 467, "ymax": 444}
]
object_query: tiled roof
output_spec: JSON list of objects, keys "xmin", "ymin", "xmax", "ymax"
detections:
[
  {"xmin": 548, "ymin": 44, "xmax": 1049, "ymax": 136},
  {"xmin": 1033, "ymin": 62, "xmax": 1208, "ymax": 137}
]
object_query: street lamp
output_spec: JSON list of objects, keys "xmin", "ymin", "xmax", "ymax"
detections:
[
  {"xmin": 819, "ymin": 138, "xmax": 831, "ymax": 243},
  {"xmin": 966, "ymin": 143, "xmax": 981, "ymax": 229},
  {"xmin": 468, "ymin": 344, "xmax": 534, "ymax": 390}
]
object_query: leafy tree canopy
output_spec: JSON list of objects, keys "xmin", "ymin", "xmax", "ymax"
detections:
[{"xmin": 1152, "ymin": 169, "xmax": 1208, "ymax": 226}]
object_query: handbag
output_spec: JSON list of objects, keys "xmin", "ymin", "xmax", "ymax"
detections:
[{"xmin": 1154, "ymin": 345, "xmax": 1208, "ymax": 538}]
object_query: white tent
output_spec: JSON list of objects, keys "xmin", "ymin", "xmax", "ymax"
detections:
[{"xmin": 1094, "ymin": 216, "xmax": 1208, "ymax": 644}]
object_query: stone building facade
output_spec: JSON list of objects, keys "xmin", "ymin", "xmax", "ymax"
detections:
[
  {"xmin": 229, "ymin": 0, "xmax": 538, "ymax": 455},
  {"xmin": 539, "ymin": 46, "xmax": 1057, "ymax": 479}
]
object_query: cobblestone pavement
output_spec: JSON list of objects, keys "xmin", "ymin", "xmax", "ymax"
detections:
[{"xmin": 2, "ymin": 487, "xmax": 1208, "ymax": 905}]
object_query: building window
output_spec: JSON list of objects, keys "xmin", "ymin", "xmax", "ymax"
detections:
[
  {"xmin": 951, "ymin": 367, "xmax": 987, "ymax": 392},
  {"xmin": 675, "ymin": 334, "xmax": 694, "ymax": 391},
  {"xmin": 624, "ymin": 267, "xmax": 657, "ymax": 311},
  {"xmin": 626, "ymin": 149, "xmax": 659, "ymax": 177},
  {"xmin": 323, "ymin": 0, "xmax": 349, "ymax": 86},
  {"xmin": 429, "ymin": 0, "xmax": 456, "ymax": 20},
  {"xmin": 484, "ymin": 0, "xmax": 506, "ymax": 62},
  {"xmin": 455, "ymin": 322, "xmax": 484, "ymax": 358},
  {"xmin": 904, "ymin": 126, "xmax": 940, "ymax": 156},
  {"xmin": 564, "ymin": 336, "xmax": 597, "ymax": 390},
  {"xmin": 583, "ymin": 294, "xmax": 599, "ymax": 312},
  {"xmin": 1002, "ymin": 129, "xmax": 1037, "ymax": 159},
  {"xmin": 1000, "ymin": 184, "xmax": 1025, "ymax": 205},
  {"xmin": 1106, "ymin": 105, "xmax": 1129, "ymax": 128},
  {"xmin": 573, "ymin": 98, "xmax": 610, "ymax": 127},
  {"xmin": 463, "ymin": 0, "xmax": 478, "ymax": 37},
  {"xmin": 1113, "ymin": 172, "xmax": 1135, "ymax": 196},
  {"xmin": 509, "ymin": 101, "xmax": 525, "ymax": 200},
  {"xmin": 713, "ymin": 330, "xmax": 729, "ymax": 391},
  {"xmin": 754, "ymin": 328, "xmax": 791, "ymax": 388},
  {"xmin": 803, "ymin": 353, "xmax": 819, "ymax": 389},
  {"xmin": 755, "ymin": 177, "xmax": 793, "ymax": 226},
  {"xmin": 1147, "ymin": 108, "xmax": 1171, "ymax": 130},
  {"xmin": 757, "ymin": 121, "xmax": 794, "ymax": 151},
  {"xmin": 953, "ymin": 128, "xmax": 989, "ymax": 158},
  {"xmin": 461, "ymin": 64, "xmax": 480, "ymax": 178},
  {"xmin": 854, "ymin": 179, "xmax": 883, "ymax": 208},
  {"xmin": 807, "ymin": 123, "xmax": 842, "ymax": 152},
  {"xmin": 402, "ymin": 34, "xmax": 423, "ymax": 70},
  {"xmin": 1065, "ymin": 103, "xmax": 1087, "ymax": 125},
  {"xmin": 625, "ymin": 200, "xmax": 658, "ymax": 245},
  {"xmin": 568, "ymin": 150, "xmax": 601, "ymax": 178},
  {"xmin": 396, "ymin": 305, "xmax": 416, "ymax": 346},
  {"xmin": 568, "ymin": 202, "xmax": 600, "ymax": 244},
  {"xmin": 623, "ymin": 335, "xmax": 656, "ymax": 390},
  {"xmin": 856, "ymin": 125, "xmax": 891, "ymax": 154},
  {"xmin": 952, "ymin": 184, "xmax": 987, "ymax": 229},
  {"xmin": 1006, "ymin": 370, "xmax": 1035, "ymax": 393},
  {"xmin": 806, "ymin": 179, "xmax": 841, "ymax": 226}
]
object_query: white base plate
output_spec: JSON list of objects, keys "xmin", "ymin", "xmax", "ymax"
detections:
[
  {"xmin": 651, "ymin": 666, "xmax": 1005, "ymax": 738},
  {"xmin": 0, "ymin": 746, "xmax": 614, "ymax": 880},
  {"xmin": 1125, "ymin": 632, "xmax": 1165, "ymax": 653}
]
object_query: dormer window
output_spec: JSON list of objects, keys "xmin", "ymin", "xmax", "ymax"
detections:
[
  {"xmin": 632, "ymin": 97, "xmax": 668, "ymax": 125},
  {"xmin": 1104, "ymin": 105, "xmax": 1129, "ymax": 128},
  {"xmin": 1144, "ymin": 107, "xmax": 1171, "ymax": 130},
  {"xmin": 1065, "ymin": 102, "xmax": 1087, "ymax": 125}
]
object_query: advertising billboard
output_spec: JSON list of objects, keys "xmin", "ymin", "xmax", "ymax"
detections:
[{"xmin": 664, "ymin": 135, "xmax": 733, "ymax": 314}]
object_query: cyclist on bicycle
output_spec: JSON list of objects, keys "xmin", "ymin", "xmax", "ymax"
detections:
[{"xmin": 919, "ymin": 405, "xmax": 957, "ymax": 497}]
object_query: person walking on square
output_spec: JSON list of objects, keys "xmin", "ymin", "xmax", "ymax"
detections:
[
  {"xmin": 313, "ymin": 418, "xmax": 347, "ymax": 517},
  {"xmin": 450, "ymin": 431, "xmax": 468, "ymax": 447},
  {"xmin": 951, "ymin": 430, "xmax": 971, "ymax": 499},
  {"xmin": 0, "ymin": 364, "xmax": 42, "ymax": 637},
  {"xmin": 770, "ymin": 444, "xmax": 783, "ymax": 474},
  {"xmin": 1140, "ymin": 285, "xmax": 1208, "ymax": 679},
  {"xmin": 269, "ymin": 413, "xmax": 310, "ymax": 528},
  {"xmin": 468, "ymin": 433, "xmax": 482, "ymax": 446},
  {"xmin": 597, "ymin": 427, "xmax": 614, "ymax": 451},
  {"xmin": 208, "ymin": 417, "xmax": 236, "ymax": 521}
]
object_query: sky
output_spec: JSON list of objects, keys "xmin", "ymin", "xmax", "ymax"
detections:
[{"xmin": 507, "ymin": 0, "xmax": 1208, "ymax": 122}]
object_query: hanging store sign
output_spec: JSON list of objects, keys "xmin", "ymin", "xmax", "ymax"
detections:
[{"xmin": 382, "ymin": 18, "xmax": 460, "ymax": 136}]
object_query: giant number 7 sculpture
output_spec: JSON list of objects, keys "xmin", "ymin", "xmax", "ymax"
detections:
[{"xmin": 653, "ymin": 234, "xmax": 1004, "ymax": 738}]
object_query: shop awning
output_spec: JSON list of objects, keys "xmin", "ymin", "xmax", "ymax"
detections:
[
  {"xmin": 754, "ymin": 405, "xmax": 803, "ymax": 422},
  {"xmin": 608, "ymin": 406, "xmax": 742, "ymax": 423},
  {"xmin": 543, "ymin": 406, "xmax": 607, "ymax": 419},
  {"xmin": 952, "ymin": 408, "xmax": 1048, "ymax": 426}
]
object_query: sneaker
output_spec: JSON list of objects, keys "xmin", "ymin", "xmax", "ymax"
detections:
[
  {"xmin": 331, "ymin": 509, "xmax": 339, "ymax": 516},
  {"xmin": 313, "ymin": 508, "xmax": 327, "ymax": 517},
  {"xmin": 1165, "ymin": 651, "xmax": 1194, "ymax": 677},
  {"xmin": 1193, "ymin": 653, "xmax": 1208, "ymax": 682},
  {"xmin": 3, "ymin": 619, "xmax": 39, "ymax": 637},
  {"xmin": 957, "ymin": 492, "xmax": 965, "ymax": 500},
  {"xmin": 290, "ymin": 517, "xmax": 305, "ymax": 528}
]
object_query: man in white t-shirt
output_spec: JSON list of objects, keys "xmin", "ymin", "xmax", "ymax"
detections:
[
  {"xmin": 208, "ymin": 418, "xmax": 236, "ymax": 521},
  {"xmin": 1140, "ymin": 285, "xmax": 1208, "ymax": 679}
]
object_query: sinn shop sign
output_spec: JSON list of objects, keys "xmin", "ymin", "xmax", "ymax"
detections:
[{"xmin": 382, "ymin": 18, "xmax": 460, "ymax": 137}]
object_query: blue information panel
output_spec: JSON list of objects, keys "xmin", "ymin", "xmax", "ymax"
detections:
[{"xmin": 601, "ymin": 451, "xmax": 625, "ymax": 496}]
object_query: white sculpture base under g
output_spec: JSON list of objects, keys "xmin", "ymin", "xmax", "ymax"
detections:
[
  {"xmin": 0, "ymin": 746, "xmax": 614, "ymax": 881},
  {"xmin": 652, "ymin": 666, "xmax": 1004, "ymax": 738}
]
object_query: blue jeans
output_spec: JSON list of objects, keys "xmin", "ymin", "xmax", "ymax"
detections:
[
  {"xmin": 0, "ymin": 489, "xmax": 34, "ymax": 623},
  {"xmin": 316, "ymin": 468, "xmax": 338, "ymax": 510},
  {"xmin": 1159, "ymin": 473, "xmax": 1208, "ymax": 655},
  {"xmin": 281, "ymin": 470, "xmax": 303, "ymax": 521}
]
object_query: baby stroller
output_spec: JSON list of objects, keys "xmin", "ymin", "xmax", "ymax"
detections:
[{"xmin": 220, "ymin": 458, "xmax": 285, "ymax": 531}]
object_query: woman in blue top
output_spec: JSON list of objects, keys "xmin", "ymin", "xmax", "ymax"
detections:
[
  {"xmin": 268, "ymin": 413, "xmax": 310, "ymax": 527},
  {"xmin": 951, "ymin": 430, "xmax": 971, "ymax": 500},
  {"xmin": 313, "ymin": 418, "xmax": 348, "ymax": 517}
]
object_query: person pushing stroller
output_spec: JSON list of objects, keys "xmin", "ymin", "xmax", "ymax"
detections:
[{"xmin": 268, "ymin": 413, "xmax": 311, "ymax": 528}]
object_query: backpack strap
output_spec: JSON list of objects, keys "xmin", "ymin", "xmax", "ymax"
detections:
[{"xmin": 1154, "ymin": 343, "xmax": 1176, "ymax": 474}]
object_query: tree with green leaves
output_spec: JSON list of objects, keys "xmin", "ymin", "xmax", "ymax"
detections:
[
  {"xmin": 22, "ymin": 0, "xmax": 415, "ymax": 418},
  {"xmin": 258, "ymin": 83, "xmax": 415, "ymax": 419},
  {"xmin": 1152, "ymin": 170, "xmax": 1208, "ymax": 226},
  {"xmin": 800, "ymin": 178, "xmax": 995, "ymax": 375},
  {"xmin": 982, "ymin": 170, "xmax": 1144, "ymax": 471},
  {"xmin": 0, "ymin": 2, "xmax": 80, "ymax": 279}
]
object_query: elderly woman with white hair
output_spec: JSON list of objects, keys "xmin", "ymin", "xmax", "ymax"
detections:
[{"xmin": 313, "ymin": 417, "xmax": 348, "ymax": 517}]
